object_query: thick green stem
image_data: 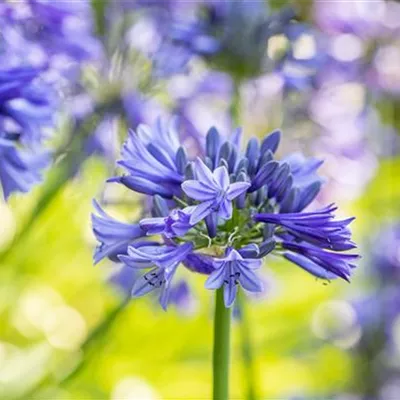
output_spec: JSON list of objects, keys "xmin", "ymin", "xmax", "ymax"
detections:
[
  {"xmin": 213, "ymin": 288, "xmax": 231, "ymax": 400},
  {"xmin": 237, "ymin": 293, "xmax": 257, "ymax": 400},
  {"xmin": 230, "ymin": 83, "xmax": 241, "ymax": 126}
]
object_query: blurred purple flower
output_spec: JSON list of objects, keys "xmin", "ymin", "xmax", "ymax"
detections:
[
  {"xmin": 0, "ymin": 139, "xmax": 50, "ymax": 200},
  {"xmin": 147, "ymin": 0, "xmax": 296, "ymax": 78},
  {"xmin": 0, "ymin": 65, "xmax": 55, "ymax": 199},
  {"xmin": 1, "ymin": 0, "xmax": 102, "ymax": 70},
  {"xmin": 371, "ymin": 224, "xmax": 400, "ymax": 284}
]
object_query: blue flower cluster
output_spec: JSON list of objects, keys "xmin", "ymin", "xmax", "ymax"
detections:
[
  {"xmin": 0, "ymin": 0, "xmax": 103, "ymax": 199},
  {"xmin": 0, "ymin": 65, "xmax": 54, "ymax": 199},
  {"xmin": 0, "ymin": 0, "xmax": 101, "ymax": 72},
  {"xmin": 93, "ymin": 119, "xmax": 358, "ymax": 309},
  {"xmin": 151, "ymin": 0, "xmax": 296, "ymax": 79}
]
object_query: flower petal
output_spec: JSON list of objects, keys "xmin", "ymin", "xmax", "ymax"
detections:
[
  {"xmin": 284, "ymin": 252, "xmax": 339, "ymax": 280},
  {"xmin": 118, "ymin": 254, "xmax": 153, "ymax": 269},
  {"xmin": 213, "ymin": 166, "xmax": 230, "ymax": 190},
  {"xmin": 206, "ymin": 127, "xmax": 221, "ymax": 168},
  {"xmin": 181, "ymin": 180, "xmax": 216, "ymax": 201},
  {"xmin": 226, "ymin": 181, "xmax": 250, "ymax": 201},
  {"xmin": 190, "ymin": 199, "xmax": 214, "ymax": 224},
  {"xmin": 238, "ymin": 258, "xmax": 262, "ymax": 270},
  {"xmin": 238, "ymin": 244, "xmax": 260, "ymax": 258},
  {"xmin": 238, "ymin": 268, "xmax": 263, "ymax": 293},
  {"xmin": 260, "ymin": 129, "xmax": 281, "ymax": 154},
  {"xmin": 219, "ymin": 199, "xmax": 233, "ymax": 220},
  {"xmin": 195, "ymin": 158, "xmax": 217, "ymax": 188},
  {"xmin": 205, "ymin": 266, "xmax": 226, "ymax": 290},
  {"xmin": 249, "ymin": 161, "xmax": 279, "ymax": 192},
  {"xmin": 224, "ymin": 278, "xmax": 237, "ymax": 308},
  {"xmin": 131, "ymin": 268, "xmax": 164, "ymax": 297},
  {"xmin": 159, "ymin": 284, "xmax": 171, "ymax": 311},
  {"xmin": 139, "ymin": 217, "xmax": 166, "ymax": 235}
]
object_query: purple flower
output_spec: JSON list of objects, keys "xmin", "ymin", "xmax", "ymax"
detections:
[
  {"xmin": 371, "ymin": 224, "xmax": 400, "ymax": 283},
  {"xmin": 183, "ymin": 252, "xmax": 215, "ymax": 275},
  {"xmin": 0, "ymin": 139, "xmax": 49, "ymax": 200},
  {"xmin": 140, "ymin": 206, "xmax": 194, "ymax": 238},
  {"xmin": 282, "ymin": 242, "xmax": 358, "ymax": 282},
  {"xmin": 108, "ymin": 264, "xmax": 138, "ymax": 296},
  {"xmin": 2, "ymin": 0, "xmax": 102, "ymax": 67},
  {"xmin": 279, "ymin": 153, "xmax": 324, "ymax": 213},
  {"xmin": 283, "ymin": 152, "xmax": 323, "ymax": 187},
  {"xmin": 147, "ymin": 0, "xmax": 296, "ymax": 78},
  {"xmin": 182, "ymin": 158, "xmax": 250, "ymax": 224},
  {"xmin": 205, "ymin": 248, "xmax": 263, "ymax": 307},
  {"xmin": 168, "ymin": 280, "xmax": 197, "ymax": 315},
  {"xmin": 255, "ymin": 204, "xmax": 356, "ymax": 251},
  {"xmin": 0, "ymin": 65, "xmax": 55, "ymax": 144},
  {"xmin": 111, "ymin": 118, "xmax": 186, "ymax": 198},
  {"xmin": 91, "ymin": 200, "xmax": 146, "ymax": 264},
  {"xmin": 0, "ymin": 65, "xmax": 55, "ymax": 199},
  {"xmin": 119, "ymin": 242, "xmax": 194, "ymax": 310},
  {"xmin": 255, "ymin": 204, "xmax": 358, "ymax": 281}
]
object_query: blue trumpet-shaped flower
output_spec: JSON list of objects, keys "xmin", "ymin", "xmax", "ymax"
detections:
[
  {"xmin": 93, "ymin": 118, "xmax": 358, "ymax": 309},
  {"xmin": 255, "ymin": 204, "xmax": 358, "ymax": 281},
  {"xmin": 120, "ymin": 242, "xmax": 194, "ymax": 310},
  {"xmin": 109, "ymin": 264, "xmax": 196, "ymax": 314},
  {"xmin": 140, "ymin": 206, "xmax": 194, "ymax": 238},
  {"xmin": 111, "ymin": 119, "xmax": 186, "ymax": 198},
  {"xmin": 255, "ymin": 204, "xmax": 356, "ymax": 251},
  {"xmin": 205, "ymin": 248, "xmax": 262, "ymax": 307},
  {"xmin": 92, "ymin": 200, "xmax": 146, "ymax": 264},
  {"xmin": 282, "ymin": 242, "xmax": 358, "ymax": 282},
  {"xmin": 182, "ymin": 159, "xmax": 250, "ymax": 224}
]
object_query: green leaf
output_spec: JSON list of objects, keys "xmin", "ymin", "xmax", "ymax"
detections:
[{"xmin": 91, "ymin": 0, "xmax": 108, "ymax": 36}]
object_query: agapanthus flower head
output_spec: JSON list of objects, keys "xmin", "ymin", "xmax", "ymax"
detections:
[
  {"xmin": 93, "ymin": 117, "xmax": 359, "ymax": 309},
  {"xmin": 0, "ymin": 65, "xmax": 55, "ymax": 199},
  {"xmin": 151, "ymin": 0, "xmax": 296, "ymax": 79},
  {"xmin": 0, "ymin": 139, "xmax": 50, "ymax": 200},
  {"xmin": 0, "ymin": 66, "xmax": 56, "ymax": 145},
  {"xmin": 1, "ymin": 0, "xmax": 102, "ymax": 67}
]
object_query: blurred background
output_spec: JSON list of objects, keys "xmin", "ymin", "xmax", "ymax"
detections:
[{"xmin": 0, "ymin": 0, "xmax": 399, "ymax": 399}]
